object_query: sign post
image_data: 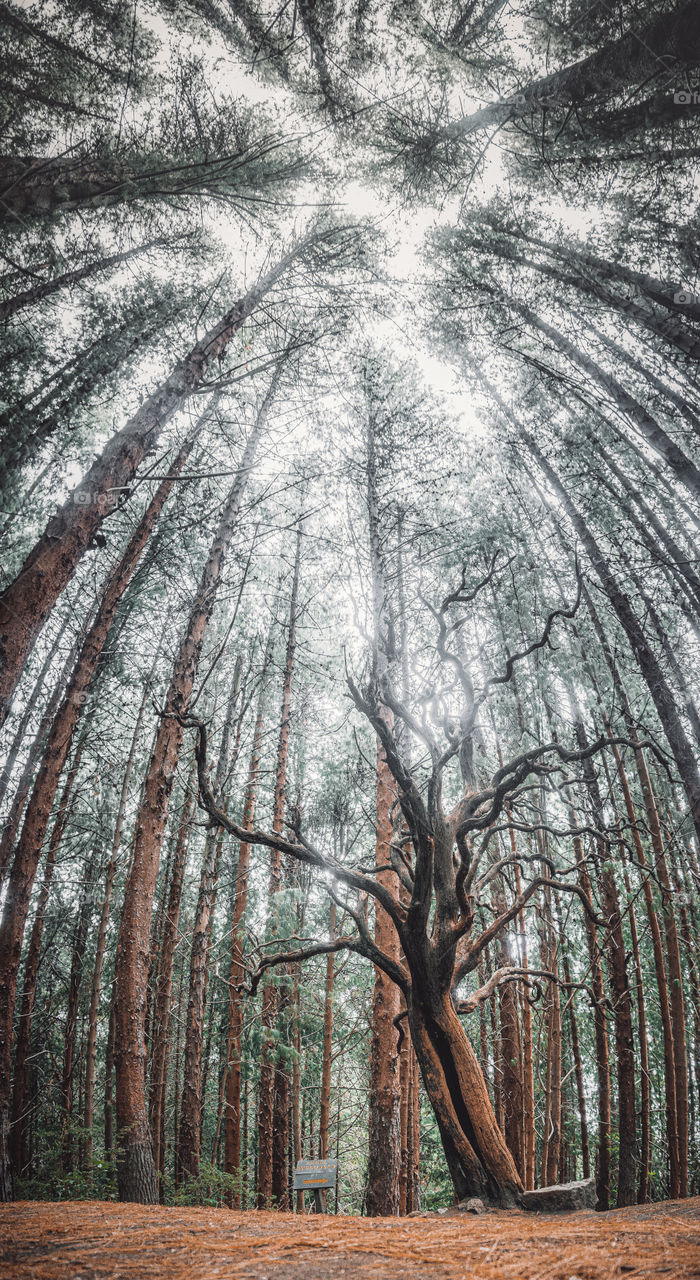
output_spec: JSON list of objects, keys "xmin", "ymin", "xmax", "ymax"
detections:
[{"xmin": 292, "ymin": 1158, "xmax": 338, "ymax": 1213}]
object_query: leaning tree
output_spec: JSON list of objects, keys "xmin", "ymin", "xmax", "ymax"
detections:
[{"xmin": 183, "ymin": 555, "xmax": 655, "ymax": 1207}]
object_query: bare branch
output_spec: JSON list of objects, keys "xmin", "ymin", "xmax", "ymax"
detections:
[
  {"xmin": 181, "ymin": 710, "xmax": 408, "ymax": 935},
  {"xmin": 475, "ymin": 565, "xmax": 582, "ymax": 703},
  {"xmin": 393, "ymin": 1007, "xmax": 409, "ymax": 1054},
  {"xmin": 454, "ymin": 875, "xmax": 605, "ymax": 983},
  {"xmin": 454, "ymin": 965, "xmax": 556, "ymax": 1014},
  {"xmin": 248, "ymin": 937, "xmax": 359, "ymax": 996}
]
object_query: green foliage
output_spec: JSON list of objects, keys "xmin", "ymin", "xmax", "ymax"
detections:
[{"xmin": 167, "ymin": 1162, "xmax": 245, "ymax": 1208}]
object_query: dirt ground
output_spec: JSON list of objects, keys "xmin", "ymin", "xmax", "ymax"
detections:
[{"xmin": 1, "ymin": 1196, "xmax": 699, "ymax": 1280}]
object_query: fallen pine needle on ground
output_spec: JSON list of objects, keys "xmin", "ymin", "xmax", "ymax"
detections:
[{"xmin": 1, "ymin": 1197, "xmax": 699, "ymax": 1280}]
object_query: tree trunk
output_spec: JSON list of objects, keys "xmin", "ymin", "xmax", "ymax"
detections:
[
  {"xmin": 292, "ymin": 957, "xmax": 303, "ymax": 1212},
  {"xmin": 514, "ymin": 863, "xmax": 535, "ymax": 1191},
  {"xmin": 0, "ymin": 423, "xmax": 199, "ymax": 1200},
  {"xmin": 365, "ymin": 410, "xmax": 402, "ymax": 1217},
  {"xmin": 0, "ymin": 639, "xmax": 77, "ymax": 885},
  {"xmin": 84, "ymin": 678, "xmax": 150, "ymax": 1173},
  {"xmin": 570, "ymin": 816, "xmax": 611, "ymax": 1210},
  {"xmin": 541, "ymin": 920, "xmax": 561, "ymax": 1187},
  {"xmin": 259, "ymin": 525, "xmax": 302, "ymax": 1209},
  {"xmin": 224, "ymin": 675, "xmax": 267, "ymax": 1206},
  {"xmin": 8, "ymin": 737, "xmax": 84, "ymax": 1178},
  {"xmin": 60, "ymin": 854, "xmax": 95, "ymax": 1172},
  {"xmin": 0, "ymin": 151, "xmax": 288, "ymax": 220},
  {"xmin": 104, "ymin": 992, "xmax": 116, "ymax": 1161},
  {"xmin": 518, "ymin": 227, "xmax": 700, "ymax": 323},
  {"xmin": 0, "ymin": 239, "xmax": 160, "ymax": 321},
  {"xmin": 366, "ymin": 736, "xmax": 402, "ymax": 1216},
  {"xmin": 514, "ymin": 305, "xmax": 700, "ymax": 505},
  {"xmin": 408, "ymin": 991, "xmax": 522, "ymax": 1206},
  {"xmin": 0, "ymin": 619, "xmax": 65, "ymax": 815},
  {"xmin": 536, "ymin": 841, "xmax": 561, "ymax": 1190},
  {"xmin": 399, "ymin": 1003, "xmax": 410, "ymax": 1215},
  {"xmin": 408, "ymin": 1043, "xmax": 421, "ymax": 1211},
  {"xmin": 178, "ymin": 672, "xmax": 240, "ymax": 1183},
  {"xmin": 634, "ymin": 756, "xmax": 689, "ymax": 1198},
  {"xmin": 319, "ymin": 902, "xmax": 336, "ymax": 1211},
  {"xmin": 562, "ymin": 952, "xmax": 590, "ymax": 1181},
  {"xmin": 519, "ymin": 430, "xmax": 700, "ymax": 853},
  {"xmin": 495, "ymin": 875, "xmax": 523, "ymax": 1178},
  {"xmin": 434, "ymin": 2, "xmax": 700, "ymax": 142},
  {"xmin": 573, "ymin": 718, "xmax": 636, "ymax": 1207},
  {"xmin": 271, "ymin": 975, "xmax": 291, "ymax": 1208},
  {"xmin": 620, "ymin": 833, "xmax": 650, "ymax": 1204},
  {"xmin": 114, "ymin": 390, "xmax": 272, "ymax": 1203},
  {"xmin": 585, "ymin": 589, "xmax": 682, "ymax": 1198},
  {"xmin": 588, "ymin": 323, "xmax": 700, "ymax": 443},
  {"xmin": 149, "ymin": 777, "xmax": 195, "ymax": 1191},
  {"xmin": 473, "ymin": 236, "xmax": 700, "ymax": 361},
  {"xmin": 0, "ymin": 234, "xmax": 315, "ymax": 727},
  {"xmin": 594, "ymin": 442, "xmax": 700, "ymax": 622}
]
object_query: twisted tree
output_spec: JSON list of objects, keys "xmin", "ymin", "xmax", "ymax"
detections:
[{"xmin": 184, "ymin": 558, "xmax": 655, "ymax": 1206}]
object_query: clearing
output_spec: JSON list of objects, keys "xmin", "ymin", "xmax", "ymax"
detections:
[{"xmin": 1, "ymin": 1197, "xmax": 699, "ymax": 1279}]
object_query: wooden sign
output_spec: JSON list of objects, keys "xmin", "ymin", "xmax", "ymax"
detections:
[{"xmin": 293, "ymin": 1158, "xmax": 338, "ymax": 1190}]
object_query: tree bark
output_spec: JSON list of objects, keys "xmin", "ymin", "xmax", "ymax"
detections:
[
  {"xmin": 8, "ymin": 736, "xmax": 85, "ymax": 1178},
  {"xmin": 634, "ymin": 756, "xmax": 689, "ymax": 1198},
  {"xmin": 573, "ymin": 717, "xmax": 636, "ymax": 1207},
  {"xmin": 224, "ymin": 673, "xmax": 267, "ymax": 1205},
  {"xmin": 562, "ymin": 951, "xmax": 590, "ymax": 1181},
  {"xmin": 83, "ymin": 679, "xmax": 150, "ymax": 1173},
  {"xmin": 366, "ymin": 735, "xmax": 402, "ymax": 1216},
  {"xmin": 619, "ymin": 826, "xmax": 651, "ymax": 1204},
  {"xmin": 0, "ymin": 639, "xmax": 77, "ymax": 885},
  {"xmin": 365, "ymin": 409, "xmax": 401, "ymax": 1217},
  {"xmin": 0, "ymin": 232, "xmax": 320, "ymax": 728},
  {"xmin": 319, "ymin": 901, "xmax": 336, "ymax": 1210},
  {"xmin": 0, "ymin": 239, "xmax": 160, "ymax": 321},
  {"xmin": 292, "ymin": 957, "xmax": 303, "ymax": 1213},
  {"xmin": 494, "ymin": 871, "xmax": 523, "ymax": 1178},
  {"xmin": 149, "ymin": 774, "xmax": 196, "ymax": 1192},
  {"xmin": 0, "ymin": 148, "xmax": 293, "ymax": 221},
  {"xmin": 114, "ymin": 386, "xmax": 273, "ymax": 1203},
  {"xmin": 408, "ymin": 990, "xmax": 522, "ymax": 1205},
  {"xmin": 468, "ymin": 233, "xmax": 700, "ymax": 361},
  {"xmin": 513, "ymin": 305, "xmax": 700, "ymax": 505},
  {"xmin": 408, "ymin": 1043, "xmax": 421, "ymax": 1211},
  {"xmin": 519, "ymin": 429, "xmax": 700, "ymax": 854},
  {"xmin": 104, "ymin": 992, "xmax": 116, "ymax": 1162},
  {"xmin": 569, "ymin": 811, "xmax": 611, "ymax": 1210},
  {"xmin": 432, "ymin": 2, "xmax": 700, "ymax": 143},
  {"xmin": 539, "ymin": 873, "xmax": 561, "ymax": 1188},
  {"xmin": 259, "ymin": 525, "xmax": 302, "ymax": 1209},
  {"xmin": 60, "ymin": 854, "xmax": 95, "ymax": 1172},
  {"xmin": 178, "ymin": 671, "xmax": 240, "ymax": 1182},
  {"xmin": 0, "ymin": 422, "xmax": 199, "ymax": 1200},
  {"xmin": 0, "ymin": 619, "xmax": 65, "ymax": 815}
]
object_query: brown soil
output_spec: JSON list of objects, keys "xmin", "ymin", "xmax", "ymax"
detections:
[{"xmin": 1, "ymin": 1197, "xmax": 699, "ymax": 1279}]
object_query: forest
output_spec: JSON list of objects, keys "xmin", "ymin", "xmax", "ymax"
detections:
[{"xmin": 1, "ymin": 0, "xmax": 700, "ymax": 1235}]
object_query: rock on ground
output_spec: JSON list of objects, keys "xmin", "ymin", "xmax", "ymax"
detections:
[
  {"xmin": 521, "ymin": 1177, "xmax": 597, "ymax": 1212},
  {"xmin": 458, "ymin": 1197, "xmax": 486, "ymax": 1214}
]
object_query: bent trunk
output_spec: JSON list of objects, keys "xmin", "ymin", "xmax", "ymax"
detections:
[{"xmin": 408, "ymin": 992, "xmax": 523, "ymax": 1206}]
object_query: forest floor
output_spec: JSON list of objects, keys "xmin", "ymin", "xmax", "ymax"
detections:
[{"xmin": 1, "ymin": 1196, "xmax": 699, "ymax": 1280}]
